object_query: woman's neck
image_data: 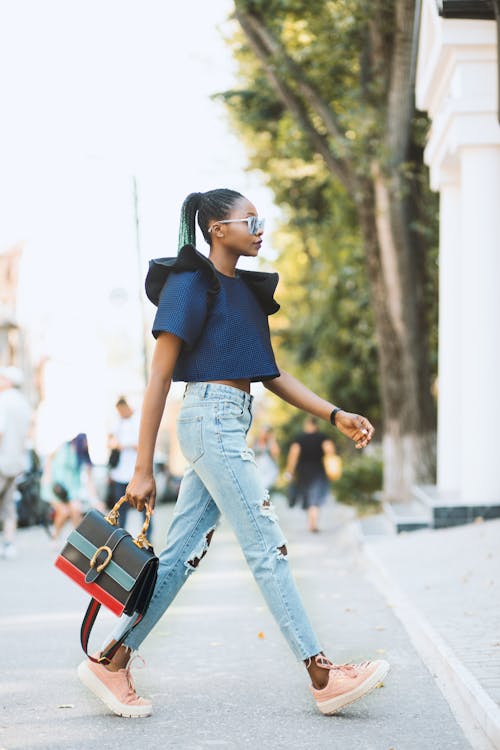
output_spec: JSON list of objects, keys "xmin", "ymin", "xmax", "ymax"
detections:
[{"xmin": 209, "ymin": 248, "xmax": 238, "ymax": 278}]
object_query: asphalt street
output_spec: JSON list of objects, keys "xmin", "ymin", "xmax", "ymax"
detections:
[{"xmin": 1, "ymin": 497, "xmax": 471, "ymax": 750}]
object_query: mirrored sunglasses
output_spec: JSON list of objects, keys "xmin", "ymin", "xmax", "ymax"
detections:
[{"xmin": 209, "ymin": 216, "xmax": 265, "ymax": 235}]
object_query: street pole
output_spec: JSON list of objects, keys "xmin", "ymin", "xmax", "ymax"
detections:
[{"xmin": 132, "ymin": 175, "xmax": 149, "ymax": 389}]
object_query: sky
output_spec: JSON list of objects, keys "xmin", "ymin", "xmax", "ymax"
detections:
[{"xmin": 0, "ymin": 0, "xmax": 280, "ymax": 457}]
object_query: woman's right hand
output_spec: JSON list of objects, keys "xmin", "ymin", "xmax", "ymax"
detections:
[
  {"xmin": 335, "ymin": 411, "xmax": 374, "ymax": 449},
  {"xmin": 125, "ymin": 471, "xmax": 156, "ymax": 512}
]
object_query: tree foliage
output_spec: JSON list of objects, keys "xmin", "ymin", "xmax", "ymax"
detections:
[{"xmin": 218, "ymin": 0, "xmax": 438, "ymax": 480}]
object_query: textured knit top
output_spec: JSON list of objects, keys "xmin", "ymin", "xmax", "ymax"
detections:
[{"xmin": 145, "ymin": 244, "xmax": 281, "ymax": 383}]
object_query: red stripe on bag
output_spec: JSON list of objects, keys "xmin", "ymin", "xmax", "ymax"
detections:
[
  {"xmin": 81, "ymin": 599, "xmax": 100, "ymax": 651},
  {"xmin": 55, "ymin": 555, "xmax": 125, "ymax": 616}
]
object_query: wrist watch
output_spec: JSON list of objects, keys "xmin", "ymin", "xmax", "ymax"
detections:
[{"xmin": 330, "ymin": 407, "xmax": 342, "ymax": 427}]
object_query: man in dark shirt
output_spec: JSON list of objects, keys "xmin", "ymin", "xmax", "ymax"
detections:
[{"xmin": 285, "ymin": 416, "xmax": 337, "ymax": 532}]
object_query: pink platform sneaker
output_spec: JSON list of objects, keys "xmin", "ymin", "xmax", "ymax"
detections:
[
  {"xmin": 310, "ymin": 658, "xmax": 389, "ymax": 715},
  {"xmin": 77, "ymin": 656, "xmax": 152, "ymax": 718}
]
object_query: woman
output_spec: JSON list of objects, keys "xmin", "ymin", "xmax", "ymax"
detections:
[
  {"xmin": 77, "ymin": 188, "xmax": 389, "ymax": 718},
  {"xmin": 45, "ymin": 433, "xmax": 93, "ymax": 539},
  {"xmin": 285, "ymin": 416, "xmax": 336, "ymax": 533}
]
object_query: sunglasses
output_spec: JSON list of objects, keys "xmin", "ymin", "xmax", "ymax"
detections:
[{"xmin": 208, "ymin": 216, "xmax": 265, "ymax": 235}]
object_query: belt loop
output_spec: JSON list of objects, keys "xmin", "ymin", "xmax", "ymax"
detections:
[{"xmin": 201, "ymin": 383, "xmax": 208, "ymax": 398}]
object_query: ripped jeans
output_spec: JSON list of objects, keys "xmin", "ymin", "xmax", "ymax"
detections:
[{"xmin": 109, "ymin": 382, "xmax": 322, "ymax": 661}]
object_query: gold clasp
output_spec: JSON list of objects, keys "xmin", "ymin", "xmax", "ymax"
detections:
[
  {"xmin": 133, "ymin": 533, "xmax": 153, "ymax": 550},
  {"xmin": 89, "ymin": 545, "xmax": 112, "ymax": 573}
]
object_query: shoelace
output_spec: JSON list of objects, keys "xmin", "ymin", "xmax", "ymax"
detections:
[
  {"xmin": 329, "ymin": 663, "xmax": 358, "ymax": 676},
  {"xmin": 315, "ymin": 655, "xmax": 368, "ymax": 676},
  {"xmin": 125, "ymin": 654, "xmax": 146, "ymax": 697}
]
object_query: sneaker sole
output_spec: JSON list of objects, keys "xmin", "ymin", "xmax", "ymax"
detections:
[
  {"xmin": 77, "ymin": 661, "xmax": 152, "ymax": 718},
  {"xmin": 316, "ymin": 660, "xmax": 390, "ymax": 715}
]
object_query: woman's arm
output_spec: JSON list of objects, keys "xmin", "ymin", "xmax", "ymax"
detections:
[
  {"xmin": 284, "ymin": 442, "xmax": 301, "ymax": 481},
  {"xmin": 126, "ymin": 332, "xmax": 182, "ymax": 511},
  {"xmin": 264, "ymin": 368, "xmax": 374, "ymax": 449}
]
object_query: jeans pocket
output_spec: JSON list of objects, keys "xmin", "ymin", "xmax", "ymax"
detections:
[{"xmin": 177, "ymin": 416, "xmax": 205, "ymax": 464}]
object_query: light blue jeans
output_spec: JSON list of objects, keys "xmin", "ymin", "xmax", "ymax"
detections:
[{"xmin": 110, "ymin": 382, "xmax": 322, "ymax": 661}]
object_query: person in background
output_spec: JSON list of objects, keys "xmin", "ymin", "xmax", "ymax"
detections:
[
  {"xmin": 285, "ymin": 416, "xmax": 337, "ymax": 533},
  {"xmin": 0, "ymin": 366, "xmax": 32, "ymax": 559},
  {"xmin": 108, "ymin": 397, "xmax": 151, "ymax": 539},
  {"xmin": 44, "ymin": 433, "xmax": 94, "ymax": 539},
  {"xmin": 252, "ymin": 424, "xmax": 280, "ymax": 491}
]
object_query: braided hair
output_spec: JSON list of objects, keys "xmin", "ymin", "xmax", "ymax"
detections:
[{"xmin": 177, "ymin": 188, "xmax": 244, "ymax": 251}]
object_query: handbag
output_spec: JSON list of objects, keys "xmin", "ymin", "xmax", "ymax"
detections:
[
  {"xmin": 108, "ymin": 448, "xmax": 121, "ymax": 468},
  {"xmin": 323, "ymin": 454, "xmax": 342, "ymax": 482},
  {"xmin": 54, "ymin": 496, "xmax": 158, "ymax": 663}
]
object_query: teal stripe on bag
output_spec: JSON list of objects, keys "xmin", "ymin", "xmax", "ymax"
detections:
[{"xmin": 68, "ymin": 530, "xmax": 136, "ymax": 591}]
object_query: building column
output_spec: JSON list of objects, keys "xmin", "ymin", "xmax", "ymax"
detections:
[
  {"xmin": 459, "ymin": 145, "xmax": 500, "ymax": 502},
  {"xmin": 437, "ymin": 176, "xmax": 461, "ymax": 494}
]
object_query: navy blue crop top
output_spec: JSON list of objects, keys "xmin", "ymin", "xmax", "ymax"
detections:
[{"xmin": 146, "ymin": 245, "xmax": 280, "ymax": 383}]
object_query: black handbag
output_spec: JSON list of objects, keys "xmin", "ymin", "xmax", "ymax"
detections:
[
  {"xmin": 108, "ymin": 448, "xmax": 121, "ymax": 468},
  {"xmin": 55, "ymin": 497, "xmax": 158, "ymax": 663}
]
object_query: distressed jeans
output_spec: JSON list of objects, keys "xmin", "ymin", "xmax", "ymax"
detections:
[{"xmin": 109, "ymin": 382, "xmax": 322, "ymax": 661}]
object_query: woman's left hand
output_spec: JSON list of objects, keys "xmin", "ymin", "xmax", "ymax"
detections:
[{"xmin": 335, "ymin": 411, "xmax": 374, "ymax": 449}]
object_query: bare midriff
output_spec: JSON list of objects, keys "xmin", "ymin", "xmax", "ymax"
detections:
[{"xmin": 208, "ymin": 379, "xmax": 251, "ymax": 394}]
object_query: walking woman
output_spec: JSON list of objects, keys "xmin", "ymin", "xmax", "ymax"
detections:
[{"xmin": 77, "ymin": 188, "xmax": 389, "ymax": 718}]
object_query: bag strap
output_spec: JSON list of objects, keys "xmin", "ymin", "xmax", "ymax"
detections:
[
  {"xmin": 78, "ymin": 496, "xmax": 155, "ymax": 665},
  {"xmin": 80, "ymin": 598, "xmax": 143, "ymax": 665}
]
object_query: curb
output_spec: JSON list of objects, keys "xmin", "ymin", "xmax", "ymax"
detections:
[{"xmin": 359, "ymin": 530, "xmax": 500, "ymax": 750}]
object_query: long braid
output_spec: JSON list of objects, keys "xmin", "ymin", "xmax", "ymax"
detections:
[
  {"xmin": 177, "ymin": 188, "xmax": 245, "ymax": 252},
  {"xmin": 178, "ymin": 192, "xmax": 202, "ymax": 250}
]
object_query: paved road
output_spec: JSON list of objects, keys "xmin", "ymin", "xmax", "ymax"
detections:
[{"xmin": 1, "ymin": 498, "xmax": 471, "ymax": 750}]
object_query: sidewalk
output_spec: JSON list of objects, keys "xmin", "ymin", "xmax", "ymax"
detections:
[
  {"xmin": 360, "ymin": 515, "xmax": 500, "ymax": 750},
  {"xmin": 1, "ymin": 498, "xmax": 472, "ymax": 750}
]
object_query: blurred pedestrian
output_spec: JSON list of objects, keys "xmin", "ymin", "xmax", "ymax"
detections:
[
  {"xmin": 77, "ymin": 188, "xmax": 386, "ymax": 719},
  {"xmin": 107, "ymin": 397, "xmax": 151, "ymax": 539},
  {"xmin": 44, "ymin": 433, "xmax": 94, "ymax": 539},
  {"xmin": 0, "ymin": 366, "xmax": 32, "ymax": 559},
  {"xmin": 285, "ymin": 416, "xmax": 337, "ymax": 533},
  {"xmin": 252, "ymin": 424, "xmax": 280, "ymax": 490}
]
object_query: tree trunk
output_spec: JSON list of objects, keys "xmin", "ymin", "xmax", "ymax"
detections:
[
  {"xmin": 358, "ymin": 174, "xmax": 436, "ymax": 501},
  {"xmin": 232, "ymin": 1, "xmax": 437, "ymax": 501}
]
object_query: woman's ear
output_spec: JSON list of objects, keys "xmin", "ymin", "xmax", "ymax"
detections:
[{"xmin": 211, "ymin": 222, "xmax": 224, "ymax": 238}]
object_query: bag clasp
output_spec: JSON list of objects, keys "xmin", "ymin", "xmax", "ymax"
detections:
[{"xmin": 89, "ymin": 545, "xmax": 113, "ymax": 573}]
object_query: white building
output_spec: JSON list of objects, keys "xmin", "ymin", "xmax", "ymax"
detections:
[{"xmin": 413, "ymin": 0, "xmax": 500, "ymax": 527}]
